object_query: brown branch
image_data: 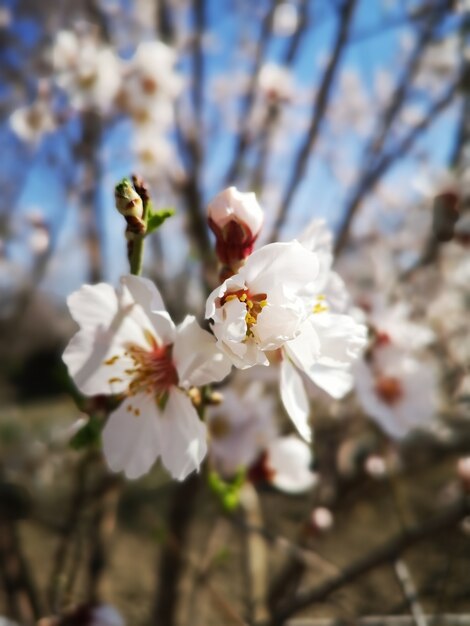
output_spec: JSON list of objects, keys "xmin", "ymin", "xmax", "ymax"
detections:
[
  {"xmin": 270, "ymin": 0, "xmax": 358, "ymax": 242},
  {"xmin": 225, "ymin": 0, "xmax": 280, "ymax": 185},
  {"xmin": 152, "ymin": 474, "xmax": 200, "ymax": 626},
  {"xmin": 334, "ymin": 78, "xmax": 460, "ymax": 256},
  {"xmin": 0, "ymin": 520, "xmax": 42, "ymax": 624},
  {"xmin": 269, "ymin": 496, "xmax": 470, "ymax": 625},
  {"xmin": 47, "ymin": 455, "xmax": 90, "ymax": 612}
]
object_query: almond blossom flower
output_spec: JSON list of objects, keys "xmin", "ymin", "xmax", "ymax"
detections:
[
  {"xmin": 207, "ymin": 186, "xmax": 264, "ymax": 269},
  {"xmin": 63, "ymin": 275, "xmax": 231, "ymax": 480},
  {"xmin": 279, "ymin": 220, "xmax": 367, "ymax": 441},
  {"xmin": 205, "ymin": 240, "xmax": 322, "ymax": 369},
  {"xmin": 52, "ymin": 30, "xmax": 121, "ymax": 113},
  {"xmin": 119, "ymin": 41, "xmax": 182, "ymax": 126},
  {"xmin": 354, "ymin": 345, "xmax": 438, "ymax": 439},
  {"xmin": 208, "ymin": 382, "xmax": 316, "ymax": 493}
]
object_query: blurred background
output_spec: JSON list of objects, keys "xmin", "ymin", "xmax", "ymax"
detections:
[{"xmin": 0, "ymin": 0, "xmax": 469, "ymax": 625}]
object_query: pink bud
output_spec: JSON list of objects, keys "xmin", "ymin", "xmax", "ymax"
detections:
[{"xmin": 207, "ymin": 187, "xmax": 264, "ymax": 268}]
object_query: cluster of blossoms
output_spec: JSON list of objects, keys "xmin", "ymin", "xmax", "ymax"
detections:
[
  {"xmin": 353, "ymin": 300, "xmax": 438, "ymax": 439},
  {"xmin": 62, "ymin": 179, "xmax": 458, "ymax": 490},
  {"xmin": 63, "ymin": 184, "xmax": 369, "ymax": 491},
  {"xmin": 10, "ymin": 29, "xmax": 181, "ymax": 183}
]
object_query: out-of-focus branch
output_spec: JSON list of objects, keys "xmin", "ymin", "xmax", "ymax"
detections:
[
  {"xmin": 193, "ymin": 0, "xmax": 205, "ymax": 135},
  {"xmin": 283, "ymin": 0, "xmax": 309, "ymax": 65},
  {"xmin": 0, "ymin": 520, "xmax": 42, "ymax": 624},
  {"xmin": 270, "ymin": 0, "xmax": 358, "ymax": 242},
  {"xmin": 225, "ymin": 1, "xmax": 279, "ymax": 185},
  {"xmin": 47, "ymin": 455, "xmax": 90, "ymax": 612},
  {"xmin": 250, "ymin": 0, "xmax": 310, "ymax": 193},
  {"xmin": 78, "ymin": 111, "xmax": 104, "ymax": 284},
  {"xmin": 334, "ymin": 78, "xmax": 460, "ymax": 256},
  {"xmin": 269, "ymin": 495, "xmax": 470, "ymax": 626},
  {"xmin": 366, "ymin": 0, "xmax": 451, "ymax": 160},
  {"xmin": 152, "ymin": 474, "xmax": 200, "ymax": 626},
  {"xmin": 156, "ymin": 0, "xmax": 175, "ymax": 42}
]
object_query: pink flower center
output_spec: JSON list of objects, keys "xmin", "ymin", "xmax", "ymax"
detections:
[
  {"xmin": 375, "ymin": 375, "xmax": 403, "ymax": 406},
  {"xmin": 220, "ymin": 289, "xmax": 268, "ymax": 336},
  {"xmin": 125, "ymin": 341, "xmax": 178, "ymax": 398}
]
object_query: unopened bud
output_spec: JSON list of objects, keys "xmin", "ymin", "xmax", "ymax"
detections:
[
  {"xmin": 207, "ymin": 187, "xmax": 264, "ymax": 269},
  {"xmin": 115, "ymin": 178, "xmax": 145, "ymax": 235},
  {"xmin": 310, "ymin": 507, "xmax": 334, "ymax": 532}
]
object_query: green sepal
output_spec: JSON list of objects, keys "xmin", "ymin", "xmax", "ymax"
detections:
[
  {"xmin": 69, "ymin": 415, "xmax": 103, "ymax": 450},
  {"xmin": 208, "ymin": 468, "xmax": 246, "ymax": 512},
  {"xmin": 146, "ymin": 207, "xmax": 175, "ymax": 235}
]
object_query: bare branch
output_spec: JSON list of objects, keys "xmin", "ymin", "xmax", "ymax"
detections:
[
  {"xmin": 225, "ymin": 0, "xmax": 280, "ymax": 185},
  {"xmin": 270, "ymin": 0, "xmax": 358, "ymax": 242},
  {"xmin": 334, "ymin": 78, "xmax": 460, "ymax": 256},
  {"xmin": 269, "ymin": 496, "xmax": 470, "ymax": 625}
]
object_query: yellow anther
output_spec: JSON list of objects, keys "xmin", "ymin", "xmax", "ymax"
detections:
[
  {"xmin": 259, "ymin": 300, "xmax": 267, "ymax": 308},
  {"xmin": 108, "ymin": 377, "xmax": 123, "ymax": 384},
  {"xmin": 246, "ymin": 299, "xmax": 253, "ymax": 309},
  {"xmin": 313, "ymin": 303, "xmax": 328, "ymax": 314},
  {"xmin": 104, "ymin": 355, "xmax": 119, "ymax": 365},
  {"xmin": 225, "ymin": 294, "xmax": 238, "ymax": 302},
  {"xmin": 239, "ymin": 293, "xmax": 247, "ymax": 302}
]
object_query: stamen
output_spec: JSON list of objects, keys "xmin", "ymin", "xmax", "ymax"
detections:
[{"xmin": 221, "ymin": 289, "xmax": 268, "ymax": 338}]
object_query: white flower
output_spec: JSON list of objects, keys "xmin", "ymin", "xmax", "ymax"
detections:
[
  {"xmin": 10, "ymin": 99, "xmax": 55, "ymax": 144},
  {"xmin": 120, "ymin": 41, "xmax": 182, "ymax": 125},
  {"xmin": 258, "ymin": 63, "xmax": 293, "ymax": 103},
  {"xmin": 63, "ymin": 275, "xmax": 231, "ymax": 480},
  {"xmin": 266, "ymin": 436, "xmax": 316, "ymax": 494},
  {"xmin": 208, "ymin": 382, "xmax": 277, "ymax": 476},
  {"xmin": 207, "ymin": 187, "xmax": 264, "ymax": 267},
  {"xmin": 279, "ymin": 220, "xmax": 367, "ymax": 441},
  {"xmin": 205, "ymin": 241, "xmax": 322, "ymax": 369},
  {"xmin": 52, "ymin": 30, "xmax": 121, "ymax": 113},
  {"xmin": 208, "ymin": 381, "xmax": 316, "ymax": 494},
  {"xmin": 354, "ymin": 345, "xmax": 438, "ymax": 439},
  {"xmin": 273, "ymin": 2, "xmax": 299, "ymax": 37}
]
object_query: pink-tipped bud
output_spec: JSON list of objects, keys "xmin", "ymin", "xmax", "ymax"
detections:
[{"xmin": 207, "ymin": 187, "xmax": 264, "ymax": 268}]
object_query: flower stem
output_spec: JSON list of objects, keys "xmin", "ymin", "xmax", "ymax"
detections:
[{"xmin": 128, "ymin": 176, "xmax": 150, "ymax": 276}]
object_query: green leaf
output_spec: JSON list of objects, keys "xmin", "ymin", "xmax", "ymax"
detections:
[
  {"xmin": 69, "ymin": 415, "xmax": 102, "ymax": 450},
  {"xmin": 146, "ymin": 207, "xmax": 175, "ymax": 235}
]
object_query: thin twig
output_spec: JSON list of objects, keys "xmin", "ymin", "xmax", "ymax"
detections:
[
  {"xmin": 334, "ymin": 78, "xmax": 460, "ymax": 256},
  {"xmin": 225, "ymin": 0, "xmax": 279, "ymax": 185},
  {"xmin": 270, "ymin": 0, "xmax": 358, "ymax": 242},
  {"xmin": 269, "ymin": 496, "xmax": 470, "ymax": 625}
]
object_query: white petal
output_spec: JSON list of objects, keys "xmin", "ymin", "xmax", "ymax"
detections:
[
  {"xmin": 173, "ymin": 315, "xmax": 232, "ymax": 387},
  {"xmin": 308, "ymin": 364, "xmax": 353, "ymax": 399},
  {"xmin": 280, "ymin": 358, "xmax": 311, "ymax": 442},
  {"xmin": 120, "ymin": 275, "xmax": 175, "ymax": 345},
  {"xmin": 102, "ymin": 393, "xmax": 161, "ymax": 479},
  {"xmin": 253, "ymin": 302, "xmax": 304, "ymax": 350},
  {"xmin": 67, "ymin": 282, "xmax": 118, "ymax": 331},
  {"xmin": 267, "ymin": 435, "xmax": 316, "ymax": 494},
  {"xmin": 311, "ymin": 313, "xmax": 367, "ymax": 367},
  {"xmin": 159, "ymin": 388, "xmax": 208, "ymax": 480},
  {"xmin": 241, "ymin": 241, "xmax": 320, "ymax": 302},
  {"xmin": 283, "ymin": 318, "xmax": 321, "ymax": 374},
  {"xmin": 63, "ymin": 328, "xmax": 133, "ymax": 396}
]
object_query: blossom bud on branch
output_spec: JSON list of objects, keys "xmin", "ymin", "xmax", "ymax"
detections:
[
  {"xmin": 207, "ymin": 186, "xmax": 264, "ymax": 273},
  {"xmin": 115, "ymin": 177, "xmax": 146, "ymax": 237}
]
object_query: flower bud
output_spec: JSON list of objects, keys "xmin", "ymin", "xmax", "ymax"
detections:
[
  {"xmin": 115, "ymin": 178, "xmax": 145, "ymax": 235},
  {"xmin": 207, "ymin": 187, "xmax": 264, "ymax": 268}
]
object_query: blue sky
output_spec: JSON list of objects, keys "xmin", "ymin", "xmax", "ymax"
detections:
[{"xmin": 2, "ymin": 0, "xmax": 461, "ymax": 302}]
